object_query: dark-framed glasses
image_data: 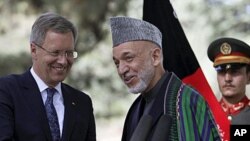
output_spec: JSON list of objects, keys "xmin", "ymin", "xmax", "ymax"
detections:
[{"xmin": 33, "ymin": 42, "xmax": 78, "ymax": 59}]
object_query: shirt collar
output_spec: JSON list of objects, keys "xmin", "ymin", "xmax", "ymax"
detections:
[{"xmin": 30, "ymin": 67, "xmax": 62, "ymax": 94}]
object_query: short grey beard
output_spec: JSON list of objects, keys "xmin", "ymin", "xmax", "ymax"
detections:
[
  {"xmin": 128, "ymin": 79, "xmax": 147, "ymax": 94},
  {"xmin": 128, "ymin": 62, "xmax": 154, "ymax": 94}
]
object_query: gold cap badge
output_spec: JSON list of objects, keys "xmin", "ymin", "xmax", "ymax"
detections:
[{"xmin": 220, "ymin": 42, "xmax": 232, "ymax": 55}]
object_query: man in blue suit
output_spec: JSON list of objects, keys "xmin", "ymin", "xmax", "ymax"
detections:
[{"xmin": 0, "ymin": 12, "xmax": 96, "ymax": 141}]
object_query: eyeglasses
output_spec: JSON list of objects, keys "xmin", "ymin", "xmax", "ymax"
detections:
[{"xmin": 33, "ymin": 42, "xmax": 78, "ymax": 59}]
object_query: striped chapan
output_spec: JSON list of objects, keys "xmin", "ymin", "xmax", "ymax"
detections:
[
  {"xmin": 121, "ymin": 72, "xmax": 221, "ymax": 141},
  {"xmin": 165, "ymin": 73, "xmax": 221, "ymax": 141}
]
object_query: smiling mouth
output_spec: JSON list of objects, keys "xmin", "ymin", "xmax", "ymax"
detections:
[
  {"xmin": 124, "ymin": 76, "xmax": 135, "ymax": 84},
  {"xmin": 52, "ymin": 66, "xmax": 66, "ymax": 72}
]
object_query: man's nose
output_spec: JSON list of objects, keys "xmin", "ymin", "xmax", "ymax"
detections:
[
  {"xmin": 57, "ymin": 53, "xmax": 68, "ymax": 64},
  {"xmin": 224, "ymin": 72, "xmax": 232, "ymax": 82},
  {"xmin": 118, "ymin": 62, "xmax": 129, "ymax": 75}
]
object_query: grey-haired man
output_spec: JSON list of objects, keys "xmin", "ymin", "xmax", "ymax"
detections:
[
  {"xmin": 0, "ymin": 12, "xmax": 96, "ymax": 141},
  {"xmin": 110, "ymin": 16, "xmax": 221, "ymax": 141}
]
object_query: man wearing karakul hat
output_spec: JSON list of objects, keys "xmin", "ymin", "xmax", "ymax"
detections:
[
  {"xmin": 207, "ymin": 37, "xmax": 250, "ymax": 125},
  {"xmin": 110, "ymin": 16, "xmax": 221, "ymax": 141}
]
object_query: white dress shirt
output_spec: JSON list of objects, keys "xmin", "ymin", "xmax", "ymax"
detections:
[{"xmin": 30, "ymin": 67, "xmax": 64, "ymax": 136}]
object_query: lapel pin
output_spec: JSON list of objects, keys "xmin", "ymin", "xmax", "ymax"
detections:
[{"xmin": 72, "ymin": 102, "xmax": 76, "ymax": 106}]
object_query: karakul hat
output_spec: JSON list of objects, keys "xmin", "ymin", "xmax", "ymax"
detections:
[{"xmin": 110, "ymin": 16, "xmax": 162, "ymax": 48}]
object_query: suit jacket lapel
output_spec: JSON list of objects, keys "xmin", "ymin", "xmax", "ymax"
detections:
[
  {"xmin": 148, "ymin": 72, "xmax": 172, "ymax": 127},
  {"xmin": 148, "ymin": 89, "xmax": 164, "ymax": 127},
  {"xmin": 146, "ymin": 72, "xmax": 175, "ymax": 141},
  {"xmin": 61, "ymin": 84, "xmax": 77, "ymax": 141},
  {"xmin": 19, "ymin": 70, "xmax": 52, "ymax": 141},
  {"xmin": 123, "ymin": 73, "xmax": 173, "ymax": 141}
]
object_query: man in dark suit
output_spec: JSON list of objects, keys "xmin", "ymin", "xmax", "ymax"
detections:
[
  {"xmin": 207, "ymin": 37, "xmax": 250, "ymax": 125},
  {"xmin": 0, "ymin": 12, "xmax": 96, "ymax": 141}
]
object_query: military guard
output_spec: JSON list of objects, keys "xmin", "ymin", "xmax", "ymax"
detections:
[{"xmin": 207, "ymin": 37, "xmax": 250, "ymax": 125}]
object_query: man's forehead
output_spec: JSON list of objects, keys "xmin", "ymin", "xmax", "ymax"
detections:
[
  {"xmin": 113, "ymin": 40, "xmax": 155, "ymax": 50},
  {"xmin": 113, "ymin": 41, "xmax": 140, "ymax": 52},
  {"xmin": 113, "ymin": 41, "xmax": 150, "ymax": 59}
]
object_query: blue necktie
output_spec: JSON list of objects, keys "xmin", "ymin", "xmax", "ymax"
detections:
[{"xmin": 45, "ymin": 88, "xmax": 60, "ymax": 141}]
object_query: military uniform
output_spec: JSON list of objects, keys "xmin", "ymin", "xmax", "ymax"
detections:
[
  {"xmin": 220, "ymin": 96, "xmax": 250, "ymax": 125},
  {"xmin": 207, "ymin": 37, "xmax": 250, "ymax": 124}
]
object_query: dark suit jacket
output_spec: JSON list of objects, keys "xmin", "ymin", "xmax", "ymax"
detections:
[
  {"xmin": 0, "ymin": 70, "xmax": 96, "ymax": 141},
  {"xmin": 122, "ymin": 73, "xmax": 171, "ymax": 141}
]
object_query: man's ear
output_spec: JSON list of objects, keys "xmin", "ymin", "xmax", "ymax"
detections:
[
  {"xmin": 247, "ymin": 72, "xmax": 250, "ymax": 84},
  {"xmin": 151, "ymin": 47, "xmax": 162, "ymax": 66},
  {"xmin": 30, "ymin": 43, "xmax": 38, "ymax": 60},
  {"xmin": 247, "ymin": 67, "xmax": 250, "ymax": 84}
]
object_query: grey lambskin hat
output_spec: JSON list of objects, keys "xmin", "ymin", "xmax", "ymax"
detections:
[{"xmin": 110, "ymin": 16, "xmax": 162, "ymax": 48}]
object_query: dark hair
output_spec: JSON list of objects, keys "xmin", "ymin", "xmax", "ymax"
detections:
[
  {"xmin": 247, "ymin": 64, "xmax": 250, "ymax": 73},
  {"xmin": 30, "ymin": 12, "xmax": 77, "ymax": 46}
]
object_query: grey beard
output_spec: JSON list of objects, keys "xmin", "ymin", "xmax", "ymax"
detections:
[{"xmin": 128, "ymin": 79, "xmax": 148, "ymax": 94}]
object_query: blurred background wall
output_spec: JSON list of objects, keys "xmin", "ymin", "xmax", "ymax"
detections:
[{"xmin": 0, "ymin": 0, "xmax": 249, "ymax": 140}]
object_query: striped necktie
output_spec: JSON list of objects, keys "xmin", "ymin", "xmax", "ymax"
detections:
[{"xmin": 45, "ymin": 88, "xmax": 60, "ymax": 141}]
